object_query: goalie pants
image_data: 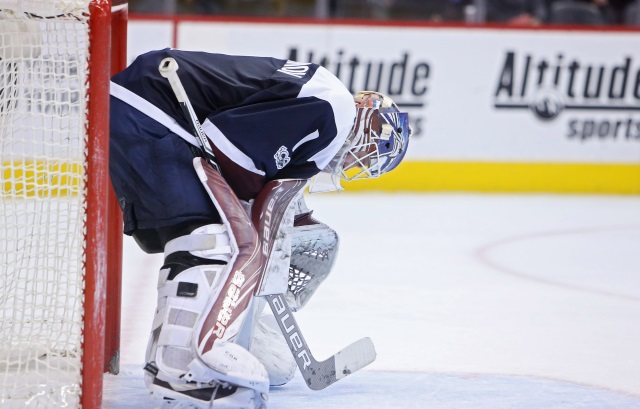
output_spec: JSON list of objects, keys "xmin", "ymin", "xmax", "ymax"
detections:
[{"xmin": 109, "ymin": 97, "xmax": 221, "ymax": 253}]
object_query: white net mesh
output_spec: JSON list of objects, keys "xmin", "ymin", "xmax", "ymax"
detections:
[{"xmin": 0, "ymin": 1, "xmax": 92, "ymax": 407}]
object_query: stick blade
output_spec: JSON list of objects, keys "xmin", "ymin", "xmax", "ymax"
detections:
[
  {"xmin": 335, "ymin": 337, "xmax": 377, "ymax": 380},
  {"xmin": 306, "ymin": 337, "xmax": 377, "ymax": 391}
]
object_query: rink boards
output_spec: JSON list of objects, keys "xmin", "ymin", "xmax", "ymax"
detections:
[{"xmin": 121, "ymin": 18, "xmax": 640, "ymax": 194}]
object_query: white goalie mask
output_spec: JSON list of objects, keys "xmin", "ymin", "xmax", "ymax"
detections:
[{"xmin": 310, "ymin": 91, "xmax": 411, "ymax": 193}]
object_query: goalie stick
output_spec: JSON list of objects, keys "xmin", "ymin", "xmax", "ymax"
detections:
[
  {"xmin": 268, "ymin": 292, "xmax": 376, "ymax": 390},
  {"xmin": 158, "ymin": 57, "xmax": 376, "ymax": 390},
  {"xmin": 250, "ymin": 179, "xmax": 377, "ymax": 391},
  {"xmin": 159, "ymin": 57, "xmax": 219, "ymax": 172}
]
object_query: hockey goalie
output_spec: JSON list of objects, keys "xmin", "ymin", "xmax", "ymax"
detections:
[{"xmin": 109, "ymin": 48, "xmax": 411, "ymax": 408}]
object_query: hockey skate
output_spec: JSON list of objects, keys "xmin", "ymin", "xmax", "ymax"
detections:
[{"xmin": 145, "ymin": 342, "xmax": 268, "ymax": 409}]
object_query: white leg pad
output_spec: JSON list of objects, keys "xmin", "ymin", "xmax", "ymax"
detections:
[
  {"xmin": 146, "ymin": 263, "xmax": 227, "ymax": 381},
  {"xmin": 249, "ymin": 309, "xmax": 297, "ymax": 386},
  {"xmin": 145, "ymin": 223, "xmax": 269, "ymax": 407}
]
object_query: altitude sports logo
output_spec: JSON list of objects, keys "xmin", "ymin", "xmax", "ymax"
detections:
[
  {"xmin": 493, "ymin": 51, "xmax": 640, "ymax": 141},
  {"xmin": 286, "ymin": 47, "xmax": 430, "ymax": 138}
]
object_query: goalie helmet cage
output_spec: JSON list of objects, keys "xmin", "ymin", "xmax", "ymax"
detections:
[{"xmin": 0, "ymin": 0, "xmax": 126, "ymax": 407}]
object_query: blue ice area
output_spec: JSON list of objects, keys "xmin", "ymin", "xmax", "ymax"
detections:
[{"xmin": 106, "ymin": 194, "xmax": 640, "ymax": 408}]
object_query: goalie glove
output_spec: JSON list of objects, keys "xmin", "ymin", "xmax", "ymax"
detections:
[{"xmin": 285, "ymin": 197, "xmax": 339, "ymax": 312}]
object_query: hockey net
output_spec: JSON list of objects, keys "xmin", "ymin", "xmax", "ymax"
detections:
[{"xmin": 0, "ymin": 1, "xmax": 122, "ymax": 407}]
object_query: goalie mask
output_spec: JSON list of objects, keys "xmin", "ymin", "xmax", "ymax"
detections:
[{"xmin": 310, "ymin": 91, "xmax": 411, "ymax": 193}]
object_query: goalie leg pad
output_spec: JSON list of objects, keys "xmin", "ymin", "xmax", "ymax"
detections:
[
  {"xmin": 145, "ymin": 224, "xmax": 267, "ymax": 408},
  {"xmin": 145, "ymin": 259, "xmax": 228, "ymax": 383},
  {"xmin": 192, "ymin": 158, "xmax": 264, "ymax": 352},
  {"xmin": 249, "ymin": 309, "xmax": 297, "ymax": 387}
]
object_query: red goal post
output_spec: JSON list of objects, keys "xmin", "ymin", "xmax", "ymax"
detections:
[
  {"xmin": 0, "ymin": 0, "xmax": 126, "ymax": 407},
  {"xmin": 106, "ymin": 0, "xmax": 127, "ymax": 379}
]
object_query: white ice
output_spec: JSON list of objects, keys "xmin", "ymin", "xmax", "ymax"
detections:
[{"xmin": 103, "ymin": 193, "xmax": 640, "ymax": 408}]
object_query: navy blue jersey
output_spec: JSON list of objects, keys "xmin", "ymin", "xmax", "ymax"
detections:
[{"xmin": 111, "ymin": 48, "xmax": 355, "ymax": 200}]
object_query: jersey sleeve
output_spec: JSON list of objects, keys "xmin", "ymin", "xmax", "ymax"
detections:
[{"xmin": 202, "ymin": 66, "xmax": 356, "ymax": 182}]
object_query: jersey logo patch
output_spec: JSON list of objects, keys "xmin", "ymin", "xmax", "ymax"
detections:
[{"xmin": 274, "ymin": 146, "xmax": 291, "ymax": 169}]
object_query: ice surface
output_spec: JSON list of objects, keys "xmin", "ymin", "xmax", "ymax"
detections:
[
  {"xmin": 104, "ymin": 194, "xmax": 640, "ymax": 408},
  {"xmin": 104, "ymin": 368, "xmax": 640, "ymax": 409}
]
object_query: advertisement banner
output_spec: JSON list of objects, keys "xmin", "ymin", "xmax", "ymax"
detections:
[{"xmin": 127, "ymin": 19, "xmax": 640, "ymax": 192}]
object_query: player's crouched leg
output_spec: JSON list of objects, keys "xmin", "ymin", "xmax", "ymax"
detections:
[{"xmin": 144, "ymin": 224, "xmax": 269, "ymax": 408}]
